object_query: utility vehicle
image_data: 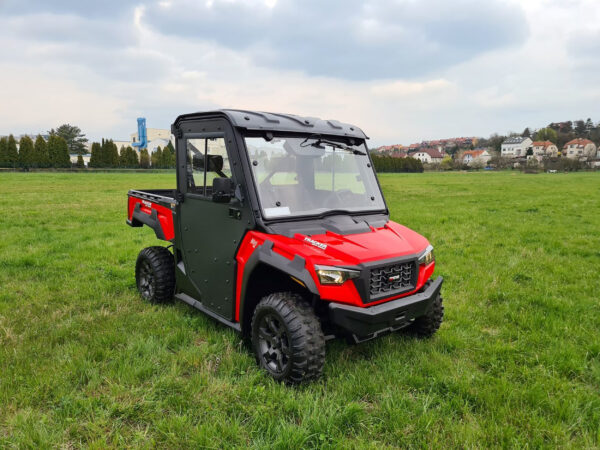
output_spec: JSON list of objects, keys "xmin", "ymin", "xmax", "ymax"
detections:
[{"xmin": 127, "ymin": 110, "xmax": 443, "ymax": 383}]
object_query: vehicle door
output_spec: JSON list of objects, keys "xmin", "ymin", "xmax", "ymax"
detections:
[{"xmin": 176, "ymin": 119, "xmax": 250, "ymax": 320}]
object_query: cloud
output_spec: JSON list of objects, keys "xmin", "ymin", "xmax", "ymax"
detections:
[
  {"xmin": 141, "ymin": 0, "xmax": 529, "ymax": 80},
  {"xmin": 0, "ymin": 0, "xmax": 599, "ymax": 146}
]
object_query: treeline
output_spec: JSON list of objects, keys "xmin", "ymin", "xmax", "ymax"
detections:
[
  {"xmin": 86, "ymin": 140, "xmax": 175, "ymax": 169},
  {"xmin": 0, "ymin": 134, "xmax": 70, "ymax": 168},
  {"xmin": 371, "ymin": 155, "xmax": 424, "ymax": 173}
]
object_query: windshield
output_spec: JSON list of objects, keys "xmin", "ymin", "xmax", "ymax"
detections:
[{"xmin": 245, "ymin": 136, "xmax": 386, "ymax": 219}]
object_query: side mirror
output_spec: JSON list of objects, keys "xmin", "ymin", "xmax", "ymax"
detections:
[{"xmin": 212, "ymin": 177, "xmax": 235, "ymax": 203}]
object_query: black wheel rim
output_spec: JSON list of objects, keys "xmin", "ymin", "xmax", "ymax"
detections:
[
  {"xmin": 138, "ymin": 260, "xmax": 155, "ymax": 299},
  {"xmin": 257, "ymin": 312, "xmax": 291, "ymax": 374}
]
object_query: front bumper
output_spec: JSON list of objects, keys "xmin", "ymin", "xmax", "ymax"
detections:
[{"xmin": 328, "ymin": 276, "xmax": 443, "ymax": 343}]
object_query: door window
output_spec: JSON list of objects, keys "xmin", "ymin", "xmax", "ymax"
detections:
[{"xmin": 186, "ymin": 137, "xmax": 231, "ymax": 196}]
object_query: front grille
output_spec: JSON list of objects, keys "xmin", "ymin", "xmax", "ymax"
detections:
[{"xmin": 368, "ymin": 261, "xmax": 416, "ymax": 301}]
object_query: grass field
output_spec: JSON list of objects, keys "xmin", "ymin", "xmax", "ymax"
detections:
[{"xmin": 0, "ymin": 171, "xmax": 599, "ymax": 448}]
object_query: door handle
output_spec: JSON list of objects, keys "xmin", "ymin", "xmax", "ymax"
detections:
[{"xmin": 228, "ymin": 207, "xmax": 242, "ymax": 220}]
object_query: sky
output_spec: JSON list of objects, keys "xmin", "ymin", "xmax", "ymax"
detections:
[{"xmin": 0, "ymin": 0, "xmax": 599, "ymax": 146}]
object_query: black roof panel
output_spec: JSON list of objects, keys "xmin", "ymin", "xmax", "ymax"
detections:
[{"xmin": 173, "ymin": 109, "xmax": 368, "ymax": 139}]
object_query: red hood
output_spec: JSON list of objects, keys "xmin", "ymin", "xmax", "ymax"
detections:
[{"xmin": 287, "ymin": 220, "xmax": 430, "ymax": 266}]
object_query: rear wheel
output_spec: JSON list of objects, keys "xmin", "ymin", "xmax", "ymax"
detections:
[
  {"xmin": 251, "ymin": 292, "xmax": 325, "ymax": 383},
  {"xmin": 135, "ymin": 246, "xmax": 175, "ymax": 304},
  {"xmin": 403, "ymin": 286, "xmax": 444, "ymax": 337}
]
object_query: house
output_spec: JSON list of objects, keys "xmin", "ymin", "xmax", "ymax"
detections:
[
  {"xmin": 501, "ymin": 136, "xmax": 533, "ymax": 158},
  {"xmin": 531, "ymin": 141, "xmax": 559, "ymax": 159},
  {"xmin": 412, "ymin": 148, "xmax": 444, "ymax": 164},
  {"xmin": 462, "ymin": 149, "xmax": 491, "ymax": 166},
  {"xmin": 563, "ymin": 138, "xmax": 597, "ymax": 159}
]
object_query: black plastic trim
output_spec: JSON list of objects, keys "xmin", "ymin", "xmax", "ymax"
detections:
[
  {"xmin": 329, "ymin": 276, "xmax": 443, "ymax": 342},
  {"xmin": 131, "ymin": 203, "xmax": 166, "ymax": 240},
  {"xmin": 176, "ymin": 293, "xmax": 241, "ymax": 333},
  {"xmin": 238, "ymin": 239, "xmax": 319, "ymax": 333}
]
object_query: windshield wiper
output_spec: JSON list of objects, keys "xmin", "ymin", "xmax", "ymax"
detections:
[{"xmin": 300, "ymin": 135, "xmax": 366, "ymax": 155}]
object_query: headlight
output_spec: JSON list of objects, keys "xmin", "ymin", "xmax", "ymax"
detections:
[
  {"xmin": 418, "ymin": 245, "xmax": 434, "ymax": 265},
  {"xmin": 315, "ymin": 265, "xmax": 360, "ymax": 285}
]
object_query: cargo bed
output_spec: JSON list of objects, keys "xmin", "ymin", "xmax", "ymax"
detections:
[{"xmin": 127, "ymin": 189, "xmax": 177, "ymax": 241}]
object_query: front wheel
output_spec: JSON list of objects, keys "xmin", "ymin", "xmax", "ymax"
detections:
[
  {"xmin": 403, "ymin": 287, "xmax": 444, "ymax": 338},
  {"xmin": 251, "ymin": 292, "xmax": 325, "ymax": 383},
  {"xmin": 135, "ymin": 246, "xmax": 175, "ymax": 304}
]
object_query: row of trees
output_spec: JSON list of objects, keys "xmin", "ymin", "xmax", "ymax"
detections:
[
  {"xmin": 371, "ymin": 155, "xmax": 424, "ymax": 173},
  {"xmin": 87, "ymin": 140, "xmax": 176, "ymax": 169},
  {"xmin": 0, "ymin": 134, "xmax": 70, "ymax": 168}
]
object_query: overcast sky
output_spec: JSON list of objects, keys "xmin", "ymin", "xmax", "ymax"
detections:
[{"xmin": 0, "ymin": 0, "xmax": 599, "ymax": 146}]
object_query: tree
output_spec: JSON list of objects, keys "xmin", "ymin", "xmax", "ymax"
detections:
[
  {"xmin": 470, "ymin": 158, "xmax": 486, "ymax": 170},
  {"xmin": 102, "ymin": 139, "xmax": 119, "ymax": 167},
  {"xmin": 585, "ymin": 118, "xmax": 594, "ymax": 134},
  {"xmin": 6, "ymin": 135, "xmax": 18, "ymax": 168},
  {"xmin": 33, "ymin": 135, "xmax": 49, "ymax": 168},
  {"xmin": 47, "ymin": 135, "xmax": 71, "ymax": 168},
  {"xmin": 574, "ymin": 120, "xmax": 586, "ymax": 137},
  {"xmin": 49, "ymin": 124, "xmax": 88, "ymax": 155},
  {"xmin": 18, "ymin": 136, "xmax": 35, "ymax": 169},
  {"xmin": 139, "ymin": 149, "xmax": 150, "ymax": 169},
  {"xmin": 164, "ymin": 141, "xmax": 176, "ymax": 168},
  {"xmin": 159, "ymin": 142, "xmax": 175, "ymax": 168},
  {"xmin": 535, "ymin": 127, "xmax": 558, "ymax": 143},
  {"xmin": 487, "ymin": 133, "xmax": 506, "ymax": 153},
  {"xmin": 127, "ymin": 146, "xmax": 139, "ymax": 167},
  {"xmin": 522, "ymin": 127, "xmax": 531, "ymax": 138},
  {"xmin": 0, "ymin": 137, "xmax": 8, "ymax": 167},
  {"xmin": 76, "ymin": 154, "xmax": 85, "ymax": 168},
  {"xmin": 119, "ymin": 146, "xmax": 127, "ymax": 167},
  {"xmin": 152, "ymin": 146, "xmax": 163, "ymax": 168},
  {"xmin": 440, "ymin": 155, "xmax": 453, "ymax": 171},
  {"xmin": 89, "ymin": 142, "xmax": 102, "ymax": 168}
]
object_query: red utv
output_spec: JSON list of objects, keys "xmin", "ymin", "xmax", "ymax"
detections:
[{"xmin": 127, "ymin": 110, "xmax": 443, "ymax": 383}]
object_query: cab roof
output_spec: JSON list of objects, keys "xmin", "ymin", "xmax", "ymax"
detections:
[{"xmin": 173, "ymin": 109, "xmax": 368, "ymax": 140}]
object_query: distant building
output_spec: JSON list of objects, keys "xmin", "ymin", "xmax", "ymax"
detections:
[
  {"xmin": 412, "ymin": 148, "xmax": 444, "ymax": 164},
  {"xmin": 131, "ymin": 128, "xmax": 172, "ymax": 144},
  {"xmin": 563, "ymin": 138, "xmax": 596, "ymax": 159},
  {"xmin": 501, "ymin": 136, "xmax": 533, "ymax": 158},
  {"xmin": 69, "ymin": 153, "xmax": 91, "ymax": 167},
  {"xmin": 462, "ymin": 149, "xmax": 491, "ymax": 166},
  {"xmin": 113, "ymin": 140, "xmax": 132, "ymax": 151},
  {"xmin": 531, "ymin": 141, "xmax": 558, "ymax": 159},
  {"xmin": 108, "ymin": 128, "xmax": 174, "ymax": 158}
]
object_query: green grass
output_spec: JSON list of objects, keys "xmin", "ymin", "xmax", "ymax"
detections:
[{"xmin": 1, "ymin": 171, "xmax": 599, "ymax": 448}]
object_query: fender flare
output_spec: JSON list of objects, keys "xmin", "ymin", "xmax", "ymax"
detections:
[
  {"xmin": 238, "ymin": 240, "xmax": 319, "ymax": 330},
  {"xmin": 130, "ymin": 202, "xmax": 166, "ymax": 240}
]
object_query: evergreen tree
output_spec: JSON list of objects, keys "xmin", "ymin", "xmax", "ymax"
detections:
[
  {"xmin": 165, "ymin": 141, "xmax": 176, "ymax": 168},
  {"xmin": 127, "ymin": 146, "xmax": 139, "ymax": 167},
  {"xmin": 574, "ymin": 120, "xmax": 586, "ymax": 136},
  {"xmin": 47, "ymin": 135, "xmax": 70, "ymax": 168},
  {"xmin": 522, "ymin": 127, "xmax": 531, "ymax": 138},
  {"xmin": 104, "ymin": 140, "xmax": 119, "ymax": 167},
  {"xmin": 119, "ymin": 146, "xmax": 127, "ymax": 167},
  {"xmin": 49, "ymin": 124, "xmax": 88, "ymax": 155},
  {"xmin": 6, "ymin": 135, "xmax": 18, "ymax": 168},
  {"xmin": 76, "ymin": 155, "xmax": 85, "ymax": 168},
  {"xmin": 18, "ymin": 136, "xmax": 35, "ymax": 169},
  {"xmin": 33, "ymin": 135, "xmax": 49, "ymax": 168},
  {"xmin": 159, "ymin": 144, "xmax": 173, "ymax": 168},
  {"xmin": 0, "ymin": 137, "xmax": 8, "ymax": 167},
  {"xmin": 585, "ymin": 118, "xmax": 594, "ymax": 134},
  {"xmin": 139, "ymin": 149, "xmax": 150, "ymax": 168},
  {"xmin": 89, "ymin": 142, "xmax": 102, "ymax": 168},
  {"xmin": 152, "ymin": 146, "xmax": 163, "ymax": 168}
]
